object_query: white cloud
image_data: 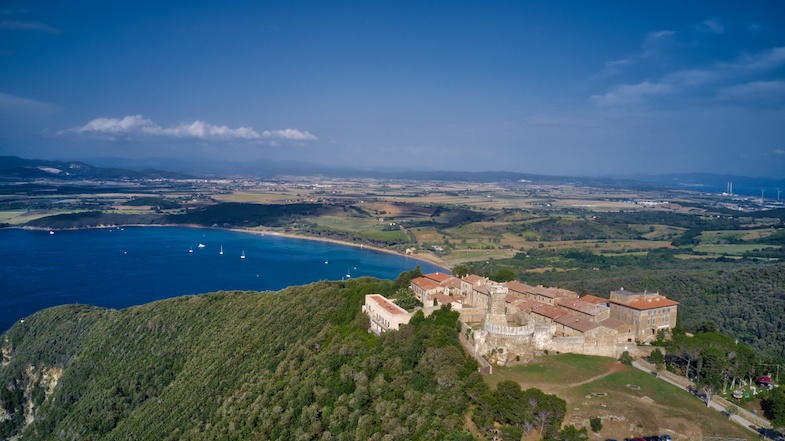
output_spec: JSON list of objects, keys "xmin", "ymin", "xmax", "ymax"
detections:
[
  {"xmin": 599, "ymin": 30, "xmax": 676, "ymax": 77},
  {"xmin": 593, "ymin": 45, "xmax": 785, "ymax": 108},
  {"xmin": 591, "ymin": 81, "xmax": 673, "ymax": 107},
  {"xmin": 70, "ymin": 115, "xmax": 153, "ymax": 134},
  {"xmin": 0, "ymin": 92, "xmax": 58, "ymax": 114},
  {"xmin": 774, "ymin": 149, "xmax": 785, "ymax": 155},
  {"xmin": 60, "ymin": 115, "xmax": 317, "ymax": 143},
  {"xmin": 0, "ymin": 19, "xmax": 58, "ymax": 33},
  {"xmin": 144, "ymin": 120, "xmax": 261, "ymax": 140},
  {"xmin": 262, "ymin": 129, "xmax": 318, "ymax": 141},
  {"xmin": 718, "ymin": 80, "xmax": 785, "ymax": 101},
  {"xmin": 695, "ymin": 19, "xmax": 724, "ymax": 34}
]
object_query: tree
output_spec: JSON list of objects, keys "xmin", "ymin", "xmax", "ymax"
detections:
[
  {"xmin": 452, "ymin": 265, "xmax": 469, "ymax": 278},
  {"xmin": 650, "ymin": 348, "xmax": 665, "ymax": 370},
  {"xmin": 490, "ymin": 269, "xmax": 515, "ymax": 283},
  {"xmin": 589, "ymin": 416, "xmax": 602, "ymax": 432},
  {"xmin": 619, "ymin": 351, "xmax": 633, "ymax": 366},
  {"xmin": 762, "ymin": 386, "xmax": 785, "ymax": 429}
]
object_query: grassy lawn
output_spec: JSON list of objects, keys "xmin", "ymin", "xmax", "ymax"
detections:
[
  {"xmin": 487, "ymin": 354, "xmax": 752, "ymax": 440},
  {"xmin": 488, "ymin": 354, "xmax": 614, "ymax": 387}
]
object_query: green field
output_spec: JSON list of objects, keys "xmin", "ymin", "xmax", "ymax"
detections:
[{"xmin": 693, "ymin": 243, "xmax": 781, "ymax": 255}]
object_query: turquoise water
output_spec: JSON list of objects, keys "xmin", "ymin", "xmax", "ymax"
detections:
[{"xmin": 0, "ymin": 227, "xmax": 442, "ymax": 333}]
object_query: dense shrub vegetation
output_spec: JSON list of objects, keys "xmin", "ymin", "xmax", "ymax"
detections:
[{"xmin": 1, "ymin": 278, "xmax": 487, "ymax": 440}]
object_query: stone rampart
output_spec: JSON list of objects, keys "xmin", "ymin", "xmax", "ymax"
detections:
[{"xmin": 483, "ymin": 321, "xmax": 534, "ymax": 336}]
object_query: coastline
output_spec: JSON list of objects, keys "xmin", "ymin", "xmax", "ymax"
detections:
[
  {"xmin": 15, "ymin": 224, "xmax": 452, "ymax": 273},
  {"xmin": 234, "ymin": 228, "xmax": 451, "ymax": 272}
]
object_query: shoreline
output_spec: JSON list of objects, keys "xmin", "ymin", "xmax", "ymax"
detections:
[{"xmin": 15, "ymin": 224, "xmax": 452, "ymax": 273}]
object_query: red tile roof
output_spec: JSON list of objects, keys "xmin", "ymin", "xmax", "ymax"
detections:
[
  {"xmin": 554, "ymin": 314, "xmax": 601, "ymax": 333},
  {"xmin": 368, "ymin": 295, "xmax": 407, "ymax": 315},
  {"xmin": 513, "ymin": 299, "xmax": 546, "ymax": 312},
  {"xmin": 441, "ymin": 277, "xmax": 463, "ymax": 289},
  {"xmin": 425, "ymin": 272, "xmax": 453, "ymax": 283},
  {"xmin": 410, "ymin": 277, "xmax": 442, "ymax": 291},
  {"xmin": 504, "ymin": 280, "xmax": 534, "ymax": 295},
  {"xmin": 530, "ymin": 303, "xmax": 570, "ymax": 320},
  {"xmin": 599, "ymin": 317, "xmax": 628, "ymax": 331},
  {"xmin": 463, "ymin": 274, "xmax": 486, "ymax": 285},
  {"xmin": 579, "ymin": 295, "xmax": 608, "ymax": 305},
  {"xmin": 558, "ymin": 298, "xmax": 608, "ymax": 316},
  {"xmin": 611, "ymin": 296, "xmax": 679, "ymax": 310},
  {"xmin": 432, "ymin": 293, "xmax": 460, "ymax": 304}
]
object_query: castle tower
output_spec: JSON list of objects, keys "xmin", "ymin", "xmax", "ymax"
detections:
[{"xmin": 485, "ymin": 283, "xmax": 509, "ymax": 327}]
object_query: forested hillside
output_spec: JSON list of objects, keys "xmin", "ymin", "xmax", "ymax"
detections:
[
  {"xmin": 0, "ymin": 279, "xmax": 481, "ymax": 440},
  {"xmin": 521, "ymin": 262, "xmax": 785, "ymax": 359}
]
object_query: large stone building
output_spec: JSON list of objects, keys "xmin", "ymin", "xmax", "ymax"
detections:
[
  {"xmin": 363, "ymin": 294, "xmax": 412, "ymax": 335},
  {"xmin": 609, "ymin": 289, "xmax": 679, "ymax": 342},
  {"xmin": 400, "ymin": 273, "xmax": 640, "ymax": 366}
]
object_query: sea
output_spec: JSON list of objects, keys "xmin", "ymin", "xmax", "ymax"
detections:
[{"xmin": 0, "ymin": 226, "xmax": 444, "ymax": 333}]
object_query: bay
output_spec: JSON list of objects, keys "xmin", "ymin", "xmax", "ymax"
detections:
[{"xmin": 0, "ymin": 226, "xmax": 444, "ymax": 333}]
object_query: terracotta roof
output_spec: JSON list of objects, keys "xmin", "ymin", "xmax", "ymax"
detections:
[
  {"xmin": 425, "ymin": 272, "xmax": 453, "ymax": 283},
  {"xmin": 579, "ymin": 295, "xmax": 609, "ymax": 305},
  {"xmin": 610, "ymin": 296, "xmax": 679, "ymax": 310},
  {"xmin": 513, "ymin": 299, "xmax": 546, "ymax": 312},
  {"xmin": 368, "ymin": 295, "xmax": 407, "ymax": 315},
  {"xmin": 474, "ymin": 284, "xmax": 491, "ymax": 294},
  {"xmin": 504, "ymin": 280, "xmax": 534, "ymax": 295},
  {"xmin": 527, "ymin": 285, "xmax": 578, "ymax": 299},
  {"xmin": 530, "ymin": 303, "xmax": 570, "ymax": 320},
  {"xmin": 410, "ymin": 277, "xmax": 442, "ymax": 291},
  {"xmin": 599, "ymin": 317, "xmax": 627, "ymax": 331},
  {"xmin": 441, "ymin": 277, "xmax": 463, "ymax": 289},
  {"xmin": 432, "ymin": 293, "xmax": 460, "ymax": 304},
  {"xmin": 554, "ymin": 314, "xmax": 601, "ymax": 333},
  {"xmin": 557, "ymin": 298, "xmax": 608, "ymax": 316},
  {"xmin": 463, "ymin": 274, "xmax": 486, "ymax": 284}
]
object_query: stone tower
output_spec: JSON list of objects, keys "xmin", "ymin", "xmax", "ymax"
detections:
[{"xmin": 485, "ymin": 282, "xmax": 509, "ymax": 327}]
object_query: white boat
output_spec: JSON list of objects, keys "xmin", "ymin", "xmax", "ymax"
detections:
[
  {"xmin": 219, "ymin": 246, "xmax": 224, "ymax": 255},
  {"xmin": 198, "ymin": 243, "xmax": 205, "ymax": 248},
  {"xmin": 241, "ymin": 250, "xmax": 246, "ymax": 259},
  {"xmin": 189, "ymin": 247, "xmax": 193, "ymax": 253},
  {"xmin": 49, "ymin": 230, "xmax": 54, "ymax": 235}
]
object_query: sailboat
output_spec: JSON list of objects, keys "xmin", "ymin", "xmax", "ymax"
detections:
[
  {"xmin": 240, "ymin": 250, "xmax": 246, "ymax": 259},
  {"xmin": 219, "ymin": 246, "xmax": 224, "ymax": 255}
]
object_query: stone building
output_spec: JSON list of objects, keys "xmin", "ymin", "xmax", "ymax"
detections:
[
  {"xmin": 363, "ymin": 294, "xmax": 412, "ymax": 335},
  {"xmin": 609, "ymin": 289, "xmax": 679, "ymax": 342}
]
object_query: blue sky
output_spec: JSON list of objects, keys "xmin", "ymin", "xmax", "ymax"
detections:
[{"xmin": 1, "ymin": 1, "xmax": 784, "ymax": 177}]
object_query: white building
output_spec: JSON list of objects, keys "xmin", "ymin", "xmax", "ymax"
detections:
[{"xmin": 363, "ymin": 294, "xmax": 412, "ymax": 335}]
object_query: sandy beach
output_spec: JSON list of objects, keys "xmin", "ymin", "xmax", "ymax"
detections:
[{"xmin": 233, "ymin": 227, "xmax": 452, "ymax": 272}]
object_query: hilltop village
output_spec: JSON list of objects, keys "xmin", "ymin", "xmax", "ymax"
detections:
[{"xmin": 364, "ymin": 272, "xmax": 679, "ymax": 368}]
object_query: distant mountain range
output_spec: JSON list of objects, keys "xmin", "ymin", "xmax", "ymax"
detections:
[
  {"xmin": 0, "ymin": 156, "xmax": 192, "ymax": 180},
  {"xmin": 2, "ymin": 155, "xmax": 784, "ymax": 198}
]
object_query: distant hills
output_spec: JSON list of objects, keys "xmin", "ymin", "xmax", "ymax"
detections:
[
  {"xmin": 0, "ymin": 156, "xmax": 192, "ymax": 180},
  {"xmin": 2, "ymin": 155, "xmax": 784, "ymax": 198}
]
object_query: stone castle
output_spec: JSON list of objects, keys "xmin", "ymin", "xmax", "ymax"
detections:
[{"xmin": 405, "ymin": 273, "xmax": 678, "ymax": 367}]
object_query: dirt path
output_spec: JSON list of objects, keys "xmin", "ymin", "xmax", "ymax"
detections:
[{"xmin": 568, "ymin": 362, "xmax": 625, "ymax": 387}]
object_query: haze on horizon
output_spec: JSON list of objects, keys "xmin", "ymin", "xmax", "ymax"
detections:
[{"xmin": 1, "ymin": 1, "xmax": 784, "ymax": 178}]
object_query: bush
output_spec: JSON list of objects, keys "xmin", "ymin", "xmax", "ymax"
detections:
[
  {"xmin": 590, "ymin": 416, "xmax": 603, "ymax": 432},
  {"xmin": 619, "ymin": 351, "xmax": 633, "ymax": 366}
]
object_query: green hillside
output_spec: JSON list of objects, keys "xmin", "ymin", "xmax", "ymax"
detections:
[{"xmin": 0, "ymin": 279, "xmax": 481, "ymax": 440}]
